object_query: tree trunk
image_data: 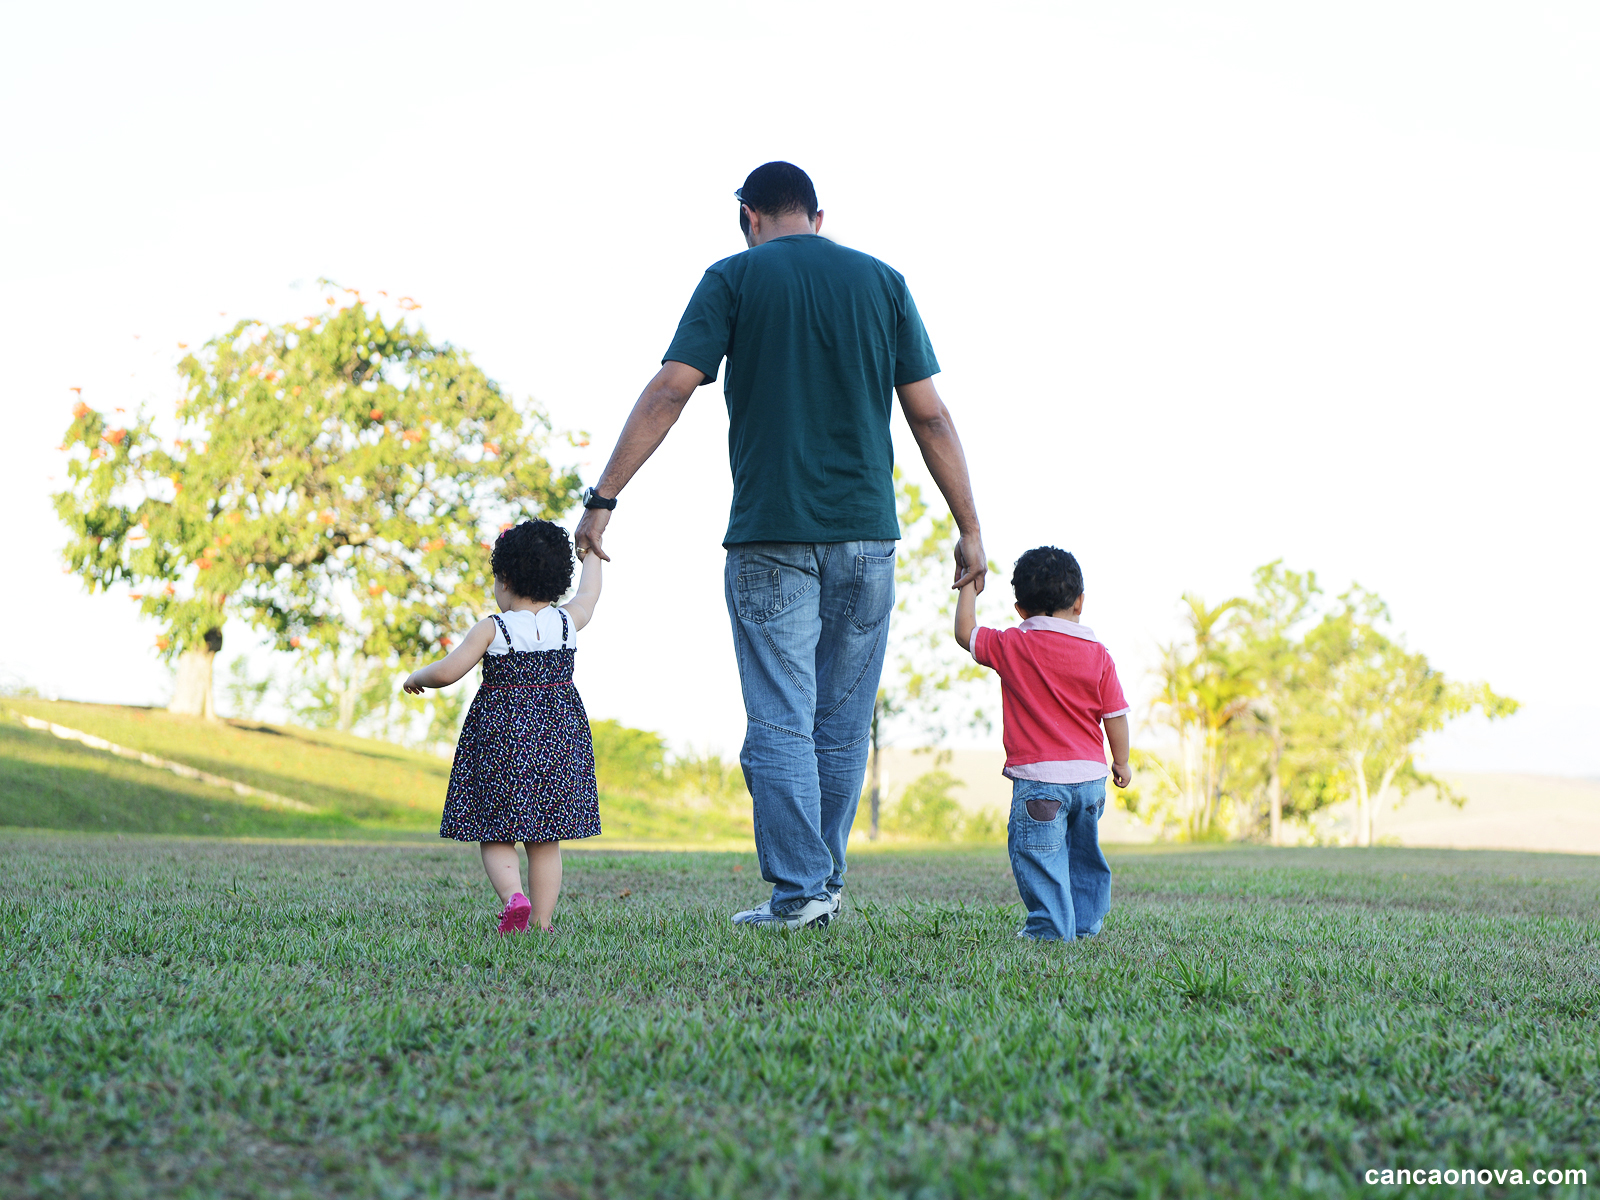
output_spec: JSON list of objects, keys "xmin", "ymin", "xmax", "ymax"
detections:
[
  {"xmin": 1369, "ymin": 763, "xmax": 1401, "ymax": 846},
  {"xmin": 329, "ymin": 654, "xmax": 373, "ymax": 732},
  {"xmin": 337, "ymin": 660, "xmax": 360, "ymax": 732},
  {"xmin": 1268, "ymin": 728, "xmax": 1283, "ymax": 847},
  {"xmin": 168, "ymin": 628, "xmax": 223, "ymax": 720},
  {"xmin": 1212, "ymin": 731, "xmax": 1227, "ymax": 835},
  {"xmin": 1351, "ymin": 754, "xmax": 1370, "ymax": 847},
  {"xmin": 1181, "ymin": 726, "xmax": 1201, "ymax": 837}
]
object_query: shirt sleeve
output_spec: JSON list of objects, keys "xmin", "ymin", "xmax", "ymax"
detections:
[
  {"xmin": 971, "ymin": 626, "xmax": 996, "ymax": 668},
  {"xmin": 1100, "ymin": 652, "xmax": 1130, "ymax": 720},
  {"xmin": 893, "ymin": 282, "xmax": 941, "ymax": 385},
  {"xmin": 661, "ymin": 269, "xmax": 734, "ymax": 385}
]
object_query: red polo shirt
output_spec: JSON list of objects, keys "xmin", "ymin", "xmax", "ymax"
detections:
[{"xmin": 970, "ymin": 617, "xmax": 1130, "ymax": 783}]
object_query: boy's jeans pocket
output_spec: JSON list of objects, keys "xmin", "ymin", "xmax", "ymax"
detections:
[{"xmin": 1025, "ymin": 798, "xmax": 1062, "ymax": 822}]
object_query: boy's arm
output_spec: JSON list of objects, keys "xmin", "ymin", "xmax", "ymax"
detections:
[
  {"xmin": 561, "ymin": 550, "xmax": 603, "ymax": 631},
  {"xmin": 403, "ymin": 618, "xmax": 497, "ymax": 693},
  {"xmin": 1104, "ymin": 714, "xmax": 1131, "ymax": 788},
  {"xmin": 953, "ymin": 579, "xmax": 979, "ymax": 653}
]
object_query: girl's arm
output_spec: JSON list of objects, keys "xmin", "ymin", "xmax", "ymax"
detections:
[
  {"xmin": 403, "ymin": 618, "xmax": 498, "ymax": 693},
  {"xmin": 953, "ymin": 579, "xmax": 979, "ymax": 652},
  {"xmin": 561, "ymin": 550, "xmax": 603, "ymax": 631}
]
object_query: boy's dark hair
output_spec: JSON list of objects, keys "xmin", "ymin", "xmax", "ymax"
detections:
[
  {"xmin": 1012, "ymin": 547, "xmax": 1084, "ymax": 615},
  {"xmin": 737, "ymin": 161, "xmax": 818, "ymax": 235},
  {"xmin": 491, "ymin": 520, "xmax": 573, "ymax": 602}
]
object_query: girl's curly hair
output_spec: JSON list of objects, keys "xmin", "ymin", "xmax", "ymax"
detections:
[
  {"xmin": 1011, "ymin": 546, "xmax": 1083, "ymax": 615},
  {"xmin": 491, "ymin": 520, "xmax": 574, "ymax": 602}
]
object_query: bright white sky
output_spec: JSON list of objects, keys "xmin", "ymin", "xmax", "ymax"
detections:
[{"xmin": 2, "ymin": 1, "xmax": 1596, "ymax": 775}]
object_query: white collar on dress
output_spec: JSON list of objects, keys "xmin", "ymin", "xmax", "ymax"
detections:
[{"xmin": 1017, "ymin": 615, "xmax": 1099, "ymax": 643}]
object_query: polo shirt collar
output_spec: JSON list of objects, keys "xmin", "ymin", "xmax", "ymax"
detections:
[{"xmin": 1018, "ymin": 615, "xmax": 1099, "ymax": 642}]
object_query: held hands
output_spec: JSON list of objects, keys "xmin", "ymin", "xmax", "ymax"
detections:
[
  {"xmin": 952, "ymin": 531, "xmax": 988, "ymax": 593},
  {"xmin": 574, "ymin": 507, "xmax": 612, "ymax": 562},
  {"xmin": 1112, "ymin": 762, "xmax": 1132, "ymax": 789}
]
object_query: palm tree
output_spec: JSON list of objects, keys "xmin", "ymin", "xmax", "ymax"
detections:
[{"xmin": 1150, "ymin": 594, "xmax": 1255, "ymax": 839}]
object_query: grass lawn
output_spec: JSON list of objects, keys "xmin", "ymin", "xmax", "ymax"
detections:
[{"xmin": 3, "ymin": 836, "xmax": 1597, "ymax": 1198}]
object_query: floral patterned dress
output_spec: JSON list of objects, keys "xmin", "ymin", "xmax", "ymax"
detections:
[{"xmin": 440, "ymin": 610, "xmax": 600, "ymax": 843}]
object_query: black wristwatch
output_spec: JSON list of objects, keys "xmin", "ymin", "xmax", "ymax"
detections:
[{"xmin": 581, "ymin": 486, "xmax": 617, "ymax": 511}]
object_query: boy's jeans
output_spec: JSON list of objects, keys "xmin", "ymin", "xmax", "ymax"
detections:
[
  {"xmin": 724, "ymin": 541, "xmax": 895, "ymax": 915},
  {"xmin": 1007, "ymin": 777, "xmax": 1112, "ymax": 940}
]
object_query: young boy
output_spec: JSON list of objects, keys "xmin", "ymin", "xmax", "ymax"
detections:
[{"xmin": 955, "ymin": 547, "xmax": 1131, "ymax": 940}]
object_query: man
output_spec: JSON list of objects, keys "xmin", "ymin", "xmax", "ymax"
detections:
[{"xmin": 574, "ymin": 161, "xmax": 985, "ymax": 930}]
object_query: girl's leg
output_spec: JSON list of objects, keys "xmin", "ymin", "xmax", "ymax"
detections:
[
  {"xmin": 480, "ymin": 842, "xmax": 525, "ymax": 905},
  {"xmin": 525, "ymin": 840, "xmax": 562, "ymax": 931}
]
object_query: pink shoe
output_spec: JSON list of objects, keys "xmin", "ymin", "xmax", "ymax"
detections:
[{"xmin": 498, "ymin": 893, "xmax": 532, "ymax": 935}]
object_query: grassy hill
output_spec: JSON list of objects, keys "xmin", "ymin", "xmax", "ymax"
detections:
[
  {"xmin": 0, "ymin": 718, "xmax": 367, "ymax": 839},
  {"xmin": 1, "ymin": 699, "xmax": 753, "ymax": 845}
]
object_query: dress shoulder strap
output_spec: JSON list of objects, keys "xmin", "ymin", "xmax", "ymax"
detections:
[
  {"xmin": 489, "ymin": 613, "xmax": 513, "ymax": 653},
  {"xmin": 558, "ymin": 607, "xmax": 572, "ymax": 647}
]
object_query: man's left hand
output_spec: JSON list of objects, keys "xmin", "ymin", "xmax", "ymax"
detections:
[
  {"xmin": 953, "ymin": 531, "xmax": 987, "ymax": 593},
  {"xmin": 575, "ymin": 507, "xmax": 612, "ymax": 562}
]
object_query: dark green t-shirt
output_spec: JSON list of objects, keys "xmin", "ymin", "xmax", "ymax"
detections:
[{"xmin": 662, "ymin": 234, "xmax": 939, "ymax": 546}]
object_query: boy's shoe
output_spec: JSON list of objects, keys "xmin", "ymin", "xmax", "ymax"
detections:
[
  {"xmin": 828, "ymin": 889, "xmax": 843, "ymax": 919},
  {"xmin": 731, "ymin": 896, "xmax": 833, "ymax": 931},
  {"xmin": 498, "ymin": 892, "xmax": 532, "ymax": 935}
]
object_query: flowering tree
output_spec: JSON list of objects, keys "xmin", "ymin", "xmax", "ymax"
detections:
[{"xmin": 55, "ymin": 288, "xmax": 580, "ymax": 718}]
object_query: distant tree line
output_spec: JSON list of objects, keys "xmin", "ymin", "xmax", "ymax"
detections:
[{"xmin": 52, "ymin": 293, "xmax": 1516, "ymax": 849}]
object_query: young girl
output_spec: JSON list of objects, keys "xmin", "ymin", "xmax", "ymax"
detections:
[{"xmin": 403, "ymin": 519, "xmax": 602, "ymax": 934}]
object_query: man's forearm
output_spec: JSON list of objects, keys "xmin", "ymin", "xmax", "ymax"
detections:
[
  {"xmin": 896, "ymin": 378, "xmax": 986, "ymax": 590},
  {"xmin": 593, "ymin": 363, "xmax": 700, "ymax": 497},
  {"xmin": 910, "ymin": 417, "xmax": 979, "ymax": 533},
  {"xmin": 898, "ymin": 381, "xmax": 980, "ymax": 534}
]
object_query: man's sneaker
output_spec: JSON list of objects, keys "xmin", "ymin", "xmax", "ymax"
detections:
[
  {"xmin": 730, "ymin": 896, "xmax": 833, "ymax": 931},
  {"xmin": 828, "ymin": 890, "xmax": 843, "ymax": 919}
]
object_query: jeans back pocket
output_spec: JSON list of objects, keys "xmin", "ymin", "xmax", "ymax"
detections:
[
  {"xmin": 1025, "ymin": 798, "xmax": 1062, "ymax": 822},
  {"xmin": 845, "ymin": 549, "xmax": 896, "ymax": 631},
  {"xmin": 735, "ymin": 568, "xmax": 782, "ymax": 622},
  {"xmin": 1013, "ymin": 787, "xmax": 1067, "ymax": 849}
]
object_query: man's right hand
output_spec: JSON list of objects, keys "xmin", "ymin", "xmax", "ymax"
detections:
[
  {"xmin": 953, "ymin": 531, "xmax": 987, "ymax": 593},
  {"xmin": 574, "ymin": 507, "xmax": 612, "ymax": 562}
]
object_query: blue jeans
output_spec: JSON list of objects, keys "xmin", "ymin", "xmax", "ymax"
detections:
[
  {"xmin": 725, "ymin": 541, "xmax": 895, "ymax": 914},
  {"xmin": 1007, "ymin": 777, "xmax": 1112, "ymax": 940}
]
